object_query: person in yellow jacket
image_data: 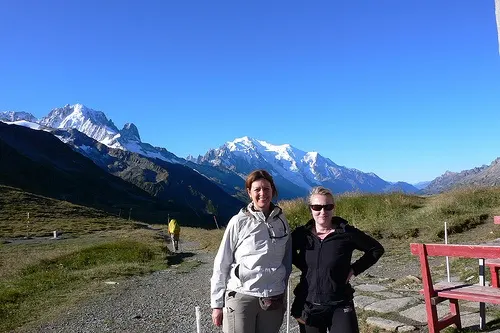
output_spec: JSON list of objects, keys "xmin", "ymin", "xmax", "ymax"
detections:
[{"xmin": 168, "ymin": 218, "xmax": 180, "ymax": 251}]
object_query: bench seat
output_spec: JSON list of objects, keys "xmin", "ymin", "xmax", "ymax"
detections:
[
  {"xmin": 434, "ymin": 282, "xmax": 500, "ymax": 304},
  {"xmin": 418, "ymin": 282, "xmax": 500, "ymax": 304}
]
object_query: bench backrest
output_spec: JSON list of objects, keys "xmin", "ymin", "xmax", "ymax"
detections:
[{"xmin": 410, "ymin": 243, "xmax": 500, "ymax": 259}]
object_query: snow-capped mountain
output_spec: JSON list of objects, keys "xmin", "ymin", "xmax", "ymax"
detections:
[
  {"xmin": 196, "ymin": 136, "xmax": 419, "ymax": 197},
  {"xmin": 38, "ymin": 104, "xmax": 183, "ymax": 163},
  {"xmin": 0, "ymin": 111, "xmax": 38, "ymax": 123},
  {"xmin": 2, "ymin": 104, "xmax": 419, "ymax": 199}
]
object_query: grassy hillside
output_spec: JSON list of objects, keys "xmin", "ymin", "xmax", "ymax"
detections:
[
  {"xmin": 280, "ymin": 186, "xmax": 500, "ymax": 241},
  {"xmin": 0, "ymin": 185, "xmax": 173, "ymax": 332},
  {"xmin": 2, "ymin": 185, "xmax": 500, "ymax": 332},
  {"xmin": 0, "ymin": 185, "xmax": 141, "ymax": 238}
]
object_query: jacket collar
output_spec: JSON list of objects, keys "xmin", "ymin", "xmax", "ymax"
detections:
[
  {"xmin": 304, "ymin": 216, "xmax": 348, "ymax": 232},
  {"xmin": 242, "ymin": 202, "xmax": 282, "ymax": 221}
]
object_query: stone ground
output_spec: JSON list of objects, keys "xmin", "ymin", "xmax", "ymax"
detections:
[{"xmin": 349, "ymin": 273, "xmax": 500, "ymax": 333}]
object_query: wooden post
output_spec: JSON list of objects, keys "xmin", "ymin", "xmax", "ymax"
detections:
[
  {"xmin": 25, "ymin": 212, "xmax": 30, "ymax": 239},
  {"xmin": 213, "ymin": 215, "xmax": 220, "ymax": 229},
  {"xmin": 128, "ymin": 208, "xmax": 132, "ymax": 221},
  {"xmin": 479, "ymin": 258, "xmax": 486, "ymax": 329}
]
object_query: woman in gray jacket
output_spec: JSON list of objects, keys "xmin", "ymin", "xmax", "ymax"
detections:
[{"xmin": 210, "ymin": 169, "xmax": 292, "ymax": 333}]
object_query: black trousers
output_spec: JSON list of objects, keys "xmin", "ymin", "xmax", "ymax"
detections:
[{"xmin": 298, "ymin": 301, "xmax": 359, "ymax": 333}]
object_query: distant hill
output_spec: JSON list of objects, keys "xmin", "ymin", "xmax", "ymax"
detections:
[
  {"xmin": 53, "ymin": 128, "xmax": 244, "ymax": 224},
  {"xmin": 0, "ymin": 122, "xmax": 230, "ymax": 226},
  {"xmin": 413, "ymin": 181, "xmax": 431, "ymax": 190},
  {"xmin": 424, "ymin": 158, "xmax": 500, "ymax": 194}
]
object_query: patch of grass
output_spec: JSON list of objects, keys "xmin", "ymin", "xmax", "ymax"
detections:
[{"xmin": 0, "ymin": 231, "xmax": 168, "ymax": 332}]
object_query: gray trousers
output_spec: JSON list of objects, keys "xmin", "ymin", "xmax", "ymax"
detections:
[{"xmin": 223, "ymin": 291, "xmax": 285, "ymax": 333}]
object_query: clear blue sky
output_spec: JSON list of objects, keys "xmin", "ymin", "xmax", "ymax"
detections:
[{"xmin": 1, "ymin": 0, "xmax": 499, "ymax": 183}]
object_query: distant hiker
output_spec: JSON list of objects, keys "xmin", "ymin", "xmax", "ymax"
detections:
[
  {"xmin": 168, "ymin": 218, "xmax": 180, "ymax": 251},
  {"xmin": 210, "ymin": 169, "xmax": 292, "ymax": 333},
  {"xmin": 291, "ymin": 186, "xmax": 385, "ymax": 333}
]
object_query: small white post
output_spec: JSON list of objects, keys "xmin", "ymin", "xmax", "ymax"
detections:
[
  {"xmin": 53, "ymin": 230, "xmax": 58, "ymax": 239},
  {"xmin": 25, "ymin": 212, "xmax": 30, "ymax": 239},
  {"xmin": 444, "ymin": 222, "xmax": 450, "ymax": 282},
  {"xmin": 286, "ymin": 279, "xmax": 291, "ymax": 333},
  {"xmin": 195, "ymin": 306, "xmax": 201, "ymax": 333},
  {"xmin": 213, "ymin": 216, "xmax": 220, "ymax": 229}
]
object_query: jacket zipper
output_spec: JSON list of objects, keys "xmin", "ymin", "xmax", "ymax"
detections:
[{"xmin": 316, "ymin": 237, "xmax": 323, "ymax": 302}]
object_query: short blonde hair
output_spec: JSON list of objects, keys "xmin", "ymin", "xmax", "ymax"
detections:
[{"xmin": 308, "ymin": 186, "xmax": 335, "ymax": 204}]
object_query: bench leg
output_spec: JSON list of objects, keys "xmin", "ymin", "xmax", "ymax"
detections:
[
  {"xmin": 449, "ymin": 299, "xmax": 461, "ymax": 330},
  {"xmin": 490, "ymin": 266, "xmax": 500, "ymax": 288},
  {"xmin": 427, "ymin": 299, "xmax": 462, "ymax": 333},
  {"xmin": 425, "ymin": 301, "xmax": 440, "ymax": 333}
]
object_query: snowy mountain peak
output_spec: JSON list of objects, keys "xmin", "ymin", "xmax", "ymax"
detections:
[
  {"xmin": 0, "ymin": 111, "xmax": 38, "ymax": 123},
  {"xmin": 120, "ymin": 123, "xmax": 140, "ymax": 142},
  {"xmin": 227, "ymin": 136, "xmax": 259, "ymax": 151},
  {"xmin": 199, "ymin": 136, "xmax": 420, "ymax": 196},
  {"xmin": 41, "ymin": 104, "xmax": 117, "ymax": 131},
  {"xmin": 40, "ymin": 104, "xmax": 119, "ymax": 144}
]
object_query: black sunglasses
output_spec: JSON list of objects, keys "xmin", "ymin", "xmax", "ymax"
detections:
[{"xmin": 309, "ymin": 204, "xmax": 335, "ymax": 211}]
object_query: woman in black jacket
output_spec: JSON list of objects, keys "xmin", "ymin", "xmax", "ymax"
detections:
[{"xmin": 291, "ymin": 186, "xmax": 384, "ymax": 333}]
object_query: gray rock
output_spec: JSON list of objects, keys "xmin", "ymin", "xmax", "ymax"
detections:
[
  {"xmin": 356, "ymin": 284, "xmax": 388, "ymax": 292},
  {"xmin": 400, "ymin": 302, "xmax": 474, "ymax": 324},
  {"xmin": 353, "ymin": 295, "xmax": 379, "ymax": 309},
  {"xmin": 366, "ymin": 317, "xmax": 414, "ymax": 332},
  {"xmin": 460, "ymin": 312, "xmax": 496, "ymax": 329},
  {"xmin": 373, "ymin": 291, "xmax": 404, "ymax": 298},
  {"xmin": 364, "ymin": 297, "xmax": 419, "ymax": 313}
]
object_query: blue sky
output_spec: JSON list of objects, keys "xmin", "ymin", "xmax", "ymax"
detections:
[{"xmin": 1, "ymin": 0, "xmax": 499, "ymax": 184}]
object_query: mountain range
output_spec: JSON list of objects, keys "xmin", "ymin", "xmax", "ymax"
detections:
[{"xmin": 1, "ymin": 103, "xmax": 499, "ymax": 226}]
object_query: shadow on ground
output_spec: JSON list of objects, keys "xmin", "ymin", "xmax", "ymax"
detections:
[{"xmin": 166, "ymin": 251, "xmax": 195, "ymax": 265}]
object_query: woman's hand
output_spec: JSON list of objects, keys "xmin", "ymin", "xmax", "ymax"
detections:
[
  {"xmin": 346, "ymin": 268, "xmax": 354, "ymax": 282},
  {"xmin": 295, "ymin": 317, "xmax": 306, "ymax": 325},
  {"xmin": 212, "ymin": 308, "xmax": 223, "ymax": 327}
]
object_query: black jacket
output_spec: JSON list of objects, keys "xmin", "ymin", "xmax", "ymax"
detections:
[{"xmin": 291, "ymin": 217, "xmax": 384, "ymax": 315}]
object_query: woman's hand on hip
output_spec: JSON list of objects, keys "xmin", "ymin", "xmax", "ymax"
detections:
[
  {"xmin": 212, "ymin": 308, "xmax": 223, "ymax": 327},
  {"xmin": 346, "ymin": 268, "xmax": 354, "ymax": 282}
]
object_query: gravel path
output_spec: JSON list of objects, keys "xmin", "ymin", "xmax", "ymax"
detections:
[{"xmin": 19, "ymin": 240, "xmax": 300, "ymax": 333}]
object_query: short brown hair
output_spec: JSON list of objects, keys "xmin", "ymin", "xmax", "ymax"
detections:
[
  {"xmin": 308, "ymin": 186, "xmax": 335, "ymax": 204},
  {"xmin": 245, "ymin": 169, "xmax": 278, "ymax": 198}
]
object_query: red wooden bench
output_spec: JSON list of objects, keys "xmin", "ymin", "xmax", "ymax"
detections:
[{"xmin": 410, "ymin": 243, "xmax": 500, "ymax": 333}]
